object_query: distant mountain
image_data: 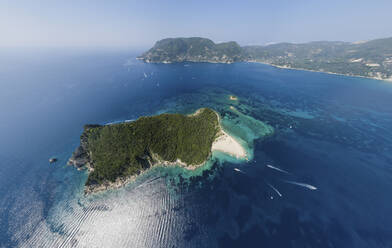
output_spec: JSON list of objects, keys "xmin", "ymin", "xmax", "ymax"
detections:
[
  {"xmin": 138, "ymin": 37, "xmax": 243, "ymax": 63},
  {"xmin": 243, "ymin": 37, "xmax": 392, "ymax": 80},
  {"xmin": 139, "ymin": 37, "xmax": 392, "ymax": 81}
]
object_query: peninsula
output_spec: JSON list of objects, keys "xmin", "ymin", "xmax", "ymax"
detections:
[
  {"xmin": 68, "ymin": 108, "xmax": 246, "ymax": 194},
  {"xmin": 138, "ymin": 37, "xmax": 243, "ymax": 64},
  {"xmin": 139, "ymin": 37, "xmax": 392, "ymax": 81}
]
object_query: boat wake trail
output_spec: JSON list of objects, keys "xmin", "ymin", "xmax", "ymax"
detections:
[
  {"xmin": 266, "ymin": 183, "xmax": 282, "ymax": 197},
  {"xmin": 134, "ymin": 177, "xmax": 161, "ymax": 189},
  {"xmin": 265, "ymin": 164, "xmax": 289, "ymax": 174},
  {"xmin": 284, "ymin": 180, "xmax": 317, "ymax": 190}
]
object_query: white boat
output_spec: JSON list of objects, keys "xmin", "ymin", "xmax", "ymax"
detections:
[{"xmin": 49, "ymin": 157, "xmax": 57, "ymax": 163}]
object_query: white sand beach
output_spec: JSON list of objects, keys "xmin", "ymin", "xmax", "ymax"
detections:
[{"xmin": 212, "ymin": 130, "xmax": 247, "ymax": 159}]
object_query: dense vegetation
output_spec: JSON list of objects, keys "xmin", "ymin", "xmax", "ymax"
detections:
[
  {"xmin": 83, "ymin": 108, "xmax": 219, "ymax": 185},
  {"xmin": 243, "ymin": 37, "xmax": 392, "ymax": 79},
  {"xmin": 138, "ymin": 37, "xmax": 243, "ymax": 63},
  {"xmin": 140, "ymin": 37, "xmax": 392, "ymax": 80}
]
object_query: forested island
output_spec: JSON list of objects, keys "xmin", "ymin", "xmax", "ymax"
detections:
[
  {"xmin": 139, "ymin": 37, "xmax": 392, "ymax": 81},
  {"xmin": 68, "ymin": 108, "xmax": 246, "ymax": 194}
]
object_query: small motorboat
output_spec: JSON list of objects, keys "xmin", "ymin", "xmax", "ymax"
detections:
[{"xmin": 49, "ymin": 157, "xmax": 58, "ymax": 164}]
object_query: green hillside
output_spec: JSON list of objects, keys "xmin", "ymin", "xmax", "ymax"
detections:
[
  {"xmin": 243, "ymin": 37, "xmax": 392, "ymax": 79},
  {"xmin": 138, "ymin": 37, "xmax": 243, "ymax": 63},
  {"xmin": 75, "ymin": 108, "xmax": 220, "ymax": 186},
  {"xmin": 140, "ymin": 37, "xmax": 392, "ymax": 80}
]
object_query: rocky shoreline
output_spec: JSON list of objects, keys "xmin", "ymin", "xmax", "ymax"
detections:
[{"xmin": 68, "ymin": 147, "xmax": 208, "ymax": 195}]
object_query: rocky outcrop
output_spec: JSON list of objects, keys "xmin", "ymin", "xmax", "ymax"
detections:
[
  {"xmin": 67, "ymin": 146, "xmax": 90, "ymax": 169},
  {"xmin": 67, "ymin": 124, "xmax": 100, "ymax": 171}
]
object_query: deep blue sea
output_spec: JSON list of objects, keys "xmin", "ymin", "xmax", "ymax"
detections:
[{"xmin": 1, "ymin": 48, "xmax": 392, "ymax": 248}]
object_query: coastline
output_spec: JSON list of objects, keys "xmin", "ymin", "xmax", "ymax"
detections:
[
  {"xmin": 83, "ymin": 157, "xmax": 207, "ymax": 195},
  {"xmin": 211, "ymin": 109, "xmax": 247, "ymax": 159},
  {"xmin": 247, "ymin": 60, "xmax": 392, "ymax": 82},
  {"xmin": 138, "ymin": 58, "xmax": 235, "ymax": 64},
  {"xmin": 140, "ymin": 58, "xmax": 392, "ymax": 82},
  {"xmin": 70, "ymin": 108, "xmax": 247, "ymax": 195},
  {"xmin": 211, "ymin": 129, "xmax": 247, "ymax": 159}
]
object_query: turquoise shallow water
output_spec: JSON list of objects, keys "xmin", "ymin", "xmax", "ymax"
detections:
[{"xmin": 1, "ymin": 49, "xmax": 392, "ymax": 247}]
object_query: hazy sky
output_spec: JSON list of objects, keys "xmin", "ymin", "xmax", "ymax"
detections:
[{"xmin": 1, "ymin": 0, "xmax": 391, "ymax": 48}]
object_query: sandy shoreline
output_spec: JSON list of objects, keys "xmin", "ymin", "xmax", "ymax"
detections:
[
  {"xmin": 211, "ymin": 109, "xmax": 247, "ymax": 159},
  {"xmin": 212, "ymin": 130, "xmax": 247, "ymax": 159}
]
